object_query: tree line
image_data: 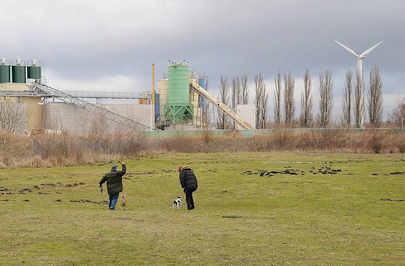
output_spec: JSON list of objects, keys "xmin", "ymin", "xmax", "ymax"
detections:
[{"xmin": 216, "ymin": 66, "xmax": 386, "ymax": 129}]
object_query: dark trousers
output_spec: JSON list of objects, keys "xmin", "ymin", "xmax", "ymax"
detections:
[
  {"xmin": 185, "ymin": 188, "xmax": 196, "ymax": 210},
  {"xmin": 109, "ymin": 192, "xmax": 119, "ymax": 210}
]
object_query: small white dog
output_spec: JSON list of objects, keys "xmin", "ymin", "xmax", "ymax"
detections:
[{"xmin": 172, "ymin": 196, "xmax": 183, "ymax": 208}]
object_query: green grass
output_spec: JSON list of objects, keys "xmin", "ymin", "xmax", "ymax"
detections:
[{"xmin": 1, "ymin": 152, "xmax": 405, "ymax": 265}]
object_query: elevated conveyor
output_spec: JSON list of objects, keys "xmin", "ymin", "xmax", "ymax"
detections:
[
  {"xmin": 190, "ymin": 79, "xmax": 254, "ymax": 130},
  {"xmin": 32, "ymin": 82, "xmax": 151, "ymax": 130}
]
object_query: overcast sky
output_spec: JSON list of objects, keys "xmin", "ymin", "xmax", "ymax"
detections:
[{"xmin": 1, "ymin": 0, "xmax": 404, "ymax": 118}]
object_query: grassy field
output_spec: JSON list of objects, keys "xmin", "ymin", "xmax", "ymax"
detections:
[{"xmin": 1, "ymin": 152, "xmax": 404, "ymax": 265}]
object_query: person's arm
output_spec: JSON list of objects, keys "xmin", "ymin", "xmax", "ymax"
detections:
[
  {"xmin": 118, "ymin": 162, "xmax": 126, "ymax": 176},
  {"xmin": 99, "ymin": 174, "xmax": 107, "ymax": 191}
]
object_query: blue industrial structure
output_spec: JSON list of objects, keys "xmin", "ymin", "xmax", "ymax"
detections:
[
  {"xmin": 198, "ymin": 77, "xmax": 207, "ymax": 108},
  {"xmin": 155, "ymin": 93, "xmax": 160, "ymax": 122}
]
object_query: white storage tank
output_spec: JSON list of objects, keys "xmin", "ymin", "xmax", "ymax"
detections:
[{"xmin": 236, "ymin": 104, "xmax": 256, "ymax": 130}]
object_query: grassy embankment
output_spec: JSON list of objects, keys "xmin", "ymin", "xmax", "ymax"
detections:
[{"xmin": 1, "ymin": 152, "xmax": 404, "ymax": 265}]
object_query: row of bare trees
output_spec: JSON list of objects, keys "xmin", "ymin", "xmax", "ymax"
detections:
[
  {"xmin": 216, "ymin": 66, "xmax": 383, "ymax": 129},
  {"xmin": 343, "ymin": 66, "xmax": 383, "ymax": 128}
]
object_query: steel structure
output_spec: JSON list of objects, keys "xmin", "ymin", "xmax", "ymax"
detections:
[
  {"xmin": 190, "ymin": 79, "xmax": 254, "ymax": 130},
  {"xmin": 0, "ymin": 90, "xmax": 49, "ymax": 97},
  {"xmin": 62, "ymin": 90, "xmax": 148, "ymax": 99},
  {"xmin": 31, "ymin": 82, "xmax": 151, "ymax": 130}
]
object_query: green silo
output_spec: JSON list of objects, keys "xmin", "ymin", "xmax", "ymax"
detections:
[
  {"xmin": 0, "ymin": 64, "xmax": 10, "ymax": 83},
  {"xmin": 12, "ymin": 65, "xmax": 26, "ymax": 83},
  {"xmin": 164, "ymin": 62, "xmax": 193, "ymax": 124},
  {"xmin": 27, "ymin": 65, "xmax": 41, "ymax": 80},
  {"xmin": 168, "ymin": 63, "xmax": 190, "ymax": 104}
]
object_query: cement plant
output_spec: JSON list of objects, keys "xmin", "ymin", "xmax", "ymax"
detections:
[{"xmin": 0, "ymin": 59, "xmax": 255, "ymax": 135}]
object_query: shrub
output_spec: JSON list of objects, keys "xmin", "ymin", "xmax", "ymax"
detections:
[{"xmin": 369, "ymin": 134, "xmax": 383, "ymax": 154}]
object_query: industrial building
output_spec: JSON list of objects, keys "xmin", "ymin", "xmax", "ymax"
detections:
[
  {"xmin": 156, "ymin": 61, "xmax": 255, "ymax": 130},
  {"xmin": 0, "ymin": 59, "xmax": 255, "ymax": 135}
]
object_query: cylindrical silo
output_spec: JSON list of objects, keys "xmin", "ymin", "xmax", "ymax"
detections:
[
  {"xmin": 157, "ymin": 79, "xmax": 168, "ymax": 105},
  {"xmin": 157, "ymin": 79, "xmax": 168, "ymax": 121},
  {"xmin": 0, "ymin": 59, "xmax": 11, "ymax": 83},
  {"xmin": 27, "ymin": 60, "xmax": 41, "ymax": 80},
  {"xmin": 12, "ymin": 60, "xmax": 26, "ymax": 83},
  {"xmin": 168, "ymin": 63, "xmax": 190, "ymax": 105}
]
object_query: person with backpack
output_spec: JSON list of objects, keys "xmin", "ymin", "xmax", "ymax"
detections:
[
  {"xmin": 99, "ymin": 161, "xmax": 126, "ymax": 210},
  {"xmin": 179, "ymin": 166, "xmax": 198, "ymax": 210}
]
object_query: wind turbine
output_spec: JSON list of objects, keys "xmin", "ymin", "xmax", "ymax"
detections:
[{"xmin": 334, "ymin": 40, "xmax": 383, "ymax": 85}]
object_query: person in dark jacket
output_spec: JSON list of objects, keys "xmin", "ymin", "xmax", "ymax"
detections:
[
  {"xmin": 99, "ymin": 162, "xmax": 126, "ymax": 210},
  {"xmin": 179, "ymin": 166, "xmax": 198, "ymax": 210}
]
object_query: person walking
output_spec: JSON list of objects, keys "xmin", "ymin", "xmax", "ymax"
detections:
[
  {"xmin": 179, "ymin": 166, "xmax": 198, "ymax": 210},
  {"xmin": 99, "ymin": 161, "xmax": 126, "ymax": 210}
]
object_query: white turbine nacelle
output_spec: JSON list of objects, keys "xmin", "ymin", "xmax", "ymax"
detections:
[{"xmin": 334, "ymin": 40, "xmax": 383, "ymax": 83}]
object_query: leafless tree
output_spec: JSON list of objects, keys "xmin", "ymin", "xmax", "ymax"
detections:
[
  {"xmin": 319, "ymin": 71, "xmax": 333, "ymax": 128},
  {"xmin": 260, "ymin": 85, "xmax": 269, "ymax": 129},
  {"xmin": 354, "ymin": 72, "xmax": 365, "ymax": 128},
  {"xmin": 300, "ymin": 69, "xmax": 312, "ymax": 127},
  {"xmin": 201, "ymin": 104, "xmax": 210, "ymax": 129},
  {"xmin": 390, "ymin": 100, "xmax": 405, "ymax": 127},
  {"xmin": 342, "ymin": 71, "xmax": 353, "ymax": 127},
  {"xmin": 232, "ymin": 76, "xmax": 241, "ymax": 106},
  {"xmin": 273, "ymin": 72, "xmax": 282, "ymax": 125},
  {"xmin": 255, "ymin": 73, "xmax": 268, "ymax": 128},
  {"xmin": 283, "ymin": 73, "xmax": 295, "ymax": 126},
  {"xmin": 216, "ymin": 76, "xmax": 229, "ymax": 129},
  {"xmin": 367, "ymin": 66, "xmax": 383, "ymax": 127},
  {"xmin": 231, "ymin": 76, "xmax": 241, "ymax": 129},
  {"xmin": 0, "ymin": 102, "xmax": 26, "ymax": 134},
  {"xmin": 241, "ymin": 75, "xmax": 249, "ymax": 104},
  {"xmin": 255, "ymin": 74, "xmax": 262, "ymax": 128}
]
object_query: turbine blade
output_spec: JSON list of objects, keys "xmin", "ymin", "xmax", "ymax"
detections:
[
  {"xmin": 335, "ymin": 40, "xmax": 359, "ymax": 57},
  {"xmin": 360, "ymin": 41, "xmax": 383, "ymax": 57}
]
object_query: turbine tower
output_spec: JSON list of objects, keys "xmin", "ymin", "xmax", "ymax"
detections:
[{"xmin": 334, "ymin": 40, "xmax": 383, "ymax": 85}]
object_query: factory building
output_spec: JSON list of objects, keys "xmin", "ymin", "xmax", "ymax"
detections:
[
  {"xmin": 0, "ymin": 59, "xmax": 43, "ymax": 133},
  {"xmin": 0, "ymin": 58, "xmax": 254, "ymax": 134},
  {"xmin": 155, "ymin": 61, "xmax": 255, "ymax": 130},
  {"xmin": 0, "ymin": 59, "xmax": 154, "ymax": 134}
]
